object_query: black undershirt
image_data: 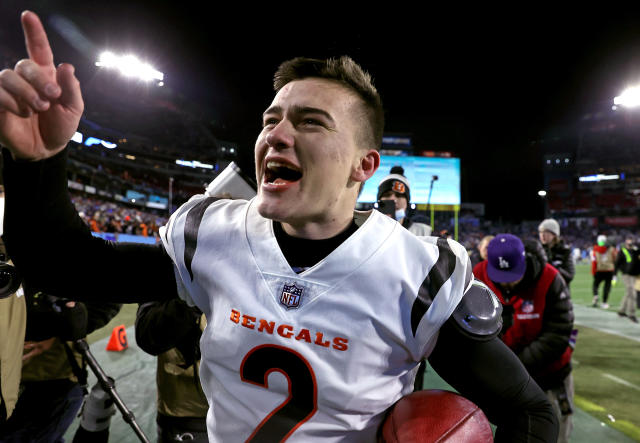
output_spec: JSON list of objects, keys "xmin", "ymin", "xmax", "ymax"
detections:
[{"xmin": 273, "ymin": 220, "xmax": 359, "ymax": 273}]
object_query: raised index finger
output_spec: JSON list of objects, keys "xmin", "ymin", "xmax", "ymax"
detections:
[{"xmin": 21, "ymin": 11, "xmax": 54, "ymax": 67}]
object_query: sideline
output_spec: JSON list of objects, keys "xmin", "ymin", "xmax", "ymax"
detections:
[{"xmin": 573, "ymin": 304, "xmax": 640, "ymax": 343}]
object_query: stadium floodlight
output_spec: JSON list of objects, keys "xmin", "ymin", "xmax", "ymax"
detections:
[
  {"xmin": 578, "ymin": 174, "xmax": 620, "ymax": 182},
  {"xmin": 96, "ymin": 51, "xmax": 164, "ymax": 83},
  {"xmin": 84, "ymin": 136, "xmax": 117, "ymax": 150},
  {"xmin": 176, "ymin": 159, "xmax": 214, "ymax": 170},
  {"xmin": 613, "ymin": 86, "xmax": 640, "ymax": 109},
  {"xmin": 538, "ymin": 190, "xmax": 547, "ymax": 197}
]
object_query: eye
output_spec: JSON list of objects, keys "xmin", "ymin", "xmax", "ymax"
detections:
[
  {"xmin": 302, "ymin": 118, "xmax": 322, "ymax": 126},
  {"xmin": 262, "ymin": 117, "xmax": 279, "ymax": 128}
]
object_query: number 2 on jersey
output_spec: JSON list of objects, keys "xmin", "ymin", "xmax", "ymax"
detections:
[{"xmin": 240, "ymin": 344, "xmax": 318, "ymax": 442}]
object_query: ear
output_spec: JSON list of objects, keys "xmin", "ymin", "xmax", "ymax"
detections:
[{"xmin": 351, "ymin": 149, "xmax": 380, "ymax": 183}]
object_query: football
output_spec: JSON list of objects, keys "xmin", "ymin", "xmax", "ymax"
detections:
[{"xmin": 380, "ymin": 390, "xmax": 493, "ymax": 442}]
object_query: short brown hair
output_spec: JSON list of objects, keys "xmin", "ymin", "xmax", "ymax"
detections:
[{"xmin": 273, "ymin": 56, "xmax": 384, "ymax": 150}]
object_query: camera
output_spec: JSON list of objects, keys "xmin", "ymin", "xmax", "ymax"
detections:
[
  {"xmin": 0, "ymin": 253, "xmax": 22, "ymax": 299},
  {"xmin": 24, "ymin": 291, "xmax": 88, "ymax": 342},
  {"xmin": 375, "ymin": 199, "xmax": 396, "ymax": 218}
]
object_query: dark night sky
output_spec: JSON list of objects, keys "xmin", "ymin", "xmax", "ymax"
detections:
[{"xmin": 2, "ymin": 1, "xmax": 640, "ymax": 222}]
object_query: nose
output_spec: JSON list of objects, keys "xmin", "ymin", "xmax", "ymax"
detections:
[{"xmin": 265, "ymin": 120, "xmax": 294, "ymax": 150}]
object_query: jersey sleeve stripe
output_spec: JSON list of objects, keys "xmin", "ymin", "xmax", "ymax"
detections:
[
  {"xmin": 184, "ymin": 197, "xmax": 220, "ymax": 281},
  {"xmin": 162, "ymin": 209, "xmax": 176, "ymax": 246},
  {"xmin": 464, "ymin": 255, "xmax": 473, "ymax": 292},
  {"xmin": 411, "ymin": 237, "xmax": 456, "ymax": 336}
]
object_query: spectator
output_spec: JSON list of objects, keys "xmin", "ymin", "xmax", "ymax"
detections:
[
  {"xmin": 474, "ymin": 234, "xmax": 575, "ymax": 443},
  {"xmin": 615, "ymin": 234, "xmax": 640, "ymax": 323},
  {"xmin": 470, "ymin": 234, "xmax": 494, "ymax": 268},
  {"xmin": 377, "ymin": 166, "xmax": 432, "ymax": 236},
  {"xmin": 591, "ymin": 235, "xmax": 617, "ymax": 308},
  {"xmin": 538, "ymin": 218, "xmax": 575, "ymax": 286}
]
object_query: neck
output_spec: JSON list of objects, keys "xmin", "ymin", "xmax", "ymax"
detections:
[{"xmin": 281, "ymin": 212, "xmax": 354, "ymax": 239}]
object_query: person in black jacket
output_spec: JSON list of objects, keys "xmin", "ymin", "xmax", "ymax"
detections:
[
  {"xmin": 539, "ymin": 218, "xmax": 575, "ymax": 286},
  {"xmin": 474, "ymin": 234, "xmax": 575, "ymax": 443},
  {"xmin": 136, "ymin": 299, "xmax": 209, "ymax": 443}
]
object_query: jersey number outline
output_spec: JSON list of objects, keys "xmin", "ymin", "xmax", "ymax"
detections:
[{"xmin": 240, "ymin": 344, "xmax": 318, "ymax": 442}]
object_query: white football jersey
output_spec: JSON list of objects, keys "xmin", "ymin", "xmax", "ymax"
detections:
[{"xmin": 160, "ymin": 196, "xmax": 472, "ymax": 442}]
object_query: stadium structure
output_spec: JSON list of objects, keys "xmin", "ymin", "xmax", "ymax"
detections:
[
  {"xmin": 538, "ymin": 99, "xmax": 640, "ymax": 244},
  {"xmin": 0, "ymin": 40, "xmax": 242, "ymax": 242}
]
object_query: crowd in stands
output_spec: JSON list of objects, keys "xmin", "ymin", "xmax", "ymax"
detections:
[
  {"xmin": 71, "ymin": 190, "xmax": 635, "ymax": 262},
  {"xmin": 423, "ymin": 210, "xmax": 635, "ymax": 265},
  {"xmin": 71, "ymin": 192, "xmax": 168, "ymax": 238}
]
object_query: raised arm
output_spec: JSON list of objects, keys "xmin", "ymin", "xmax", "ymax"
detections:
[
  {"xmin": 1, "ymin": 12, "xmax": 178, "ymax": 304},
  {"xmin": 0, "ymin": 11, "xmax": 83, "ymax": 161}
]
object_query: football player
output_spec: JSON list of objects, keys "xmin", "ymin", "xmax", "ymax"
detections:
[{"xmin": 1, "ymin": 11, "xmax": 557, "ymax": 441}]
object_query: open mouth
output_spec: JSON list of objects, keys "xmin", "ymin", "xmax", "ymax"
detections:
[{"xmin": 264, "ymin": 161, "xmax": 303, "ymax": 185}]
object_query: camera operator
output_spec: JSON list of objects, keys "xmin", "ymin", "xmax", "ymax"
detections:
[
  {"xmin": 135, "ymin": 299, "xmax": 208, "ymax": 443},
  {"xmin": 0, "ymin": 238, "xmax": 25, "ymax": 425},
  {"xmin": 0, "ymin": 283, "xmax": 121, "ymax": 442}
]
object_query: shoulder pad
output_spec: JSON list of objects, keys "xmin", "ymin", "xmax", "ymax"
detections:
[{"xmin": 449, "ymin": 280, "xmax": 503, "ymax": 341}]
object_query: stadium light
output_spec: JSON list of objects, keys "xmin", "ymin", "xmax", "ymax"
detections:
[
  {"xmin": 176, "ymin": 159, "xmax": 214, "ymax": 170},
  {"xmin": 613, "ymin": 85, "xmax": 640, "ymax": 109},
  {"xmin": 578, "ymin": 173, "xmax": 621, "ymax": 182},
  {"xmin": 96, "ymin": 51, "xmax": 164, "ymax": 84},
  {"xmin": 538, "ymin": 190, "xmax": 547, "ymax": 197}
]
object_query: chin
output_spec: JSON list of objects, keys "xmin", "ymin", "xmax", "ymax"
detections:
[{"xmin": 255, "ymin": 194, "xmax": 288, "ymax": 222}]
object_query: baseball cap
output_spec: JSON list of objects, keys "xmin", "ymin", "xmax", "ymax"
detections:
[
  {"xmin": 487, "ymin": 234, "xmax": 527, "ymax": 283},
  {"xmin": 377, "ymin": 166, "xmax": 411, "ymax": 202},
  {"xmin": 538, "ymin": 218, "xmax": 560, "ymax": 237}
]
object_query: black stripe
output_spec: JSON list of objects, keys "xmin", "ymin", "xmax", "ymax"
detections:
[
  {"xmin": 411, "ymin": 238, "xmax": 457, "ymax": 336},
  {"xmin": 163, "ymin": 210, "xmax": 175, "ymax": 245},
  {"xmin": 464, "ymin": 254, "xmax": 473, "ymax": 290},
  {"xmin": 184, "ymin": 197, "xmax": 220, "ymax": 281}
]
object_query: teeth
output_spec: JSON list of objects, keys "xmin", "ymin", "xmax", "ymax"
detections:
[{"xmin": 267, "ymin": 161, "xmax": 300, "ymax": 172}]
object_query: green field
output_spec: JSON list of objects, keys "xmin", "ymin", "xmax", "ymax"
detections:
[
  {"xmin": 88, "ymin": 263, "xmax": 640, "ymax": 441},
  {"xmin": 570, "ymin": 263, "xmax": 640, "ymax": 441}
]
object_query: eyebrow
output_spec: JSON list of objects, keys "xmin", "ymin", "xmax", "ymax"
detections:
[{"xmin": 263, "ymin": 105, "xmax": 335, "ymax": 125}]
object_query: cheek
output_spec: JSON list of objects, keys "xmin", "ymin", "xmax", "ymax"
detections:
[{"xmin": 254, "ymin": 135, "xmax": 267, "ymax": 161}]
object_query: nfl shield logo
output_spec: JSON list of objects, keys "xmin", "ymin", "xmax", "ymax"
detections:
[
  {"xmin": 522, "ymin": 300, "xmax": 534, "ymax": 313},
  {"xmin": 280, "ymin": 283, "xmax": 304, "ymax": 309}
]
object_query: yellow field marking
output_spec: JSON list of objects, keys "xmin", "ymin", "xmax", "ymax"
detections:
[
  {"xmin": 574, "ymin": 395, "xmax": 640, "ymax": 441},
  {"xmin": 574, "ymin": 395, "xmax": 605, "ymax": 412}
]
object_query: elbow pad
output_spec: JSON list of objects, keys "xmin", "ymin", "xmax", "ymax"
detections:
[{"xmin": 449, "ymin": 280, "xmax": 503, "ymax": 341}]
